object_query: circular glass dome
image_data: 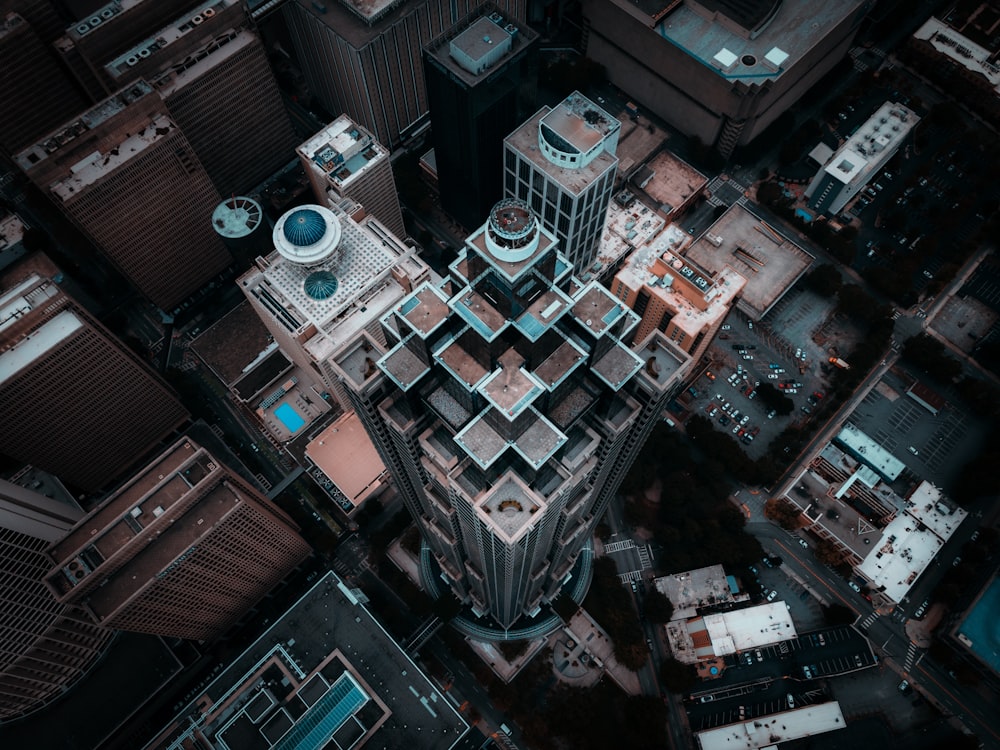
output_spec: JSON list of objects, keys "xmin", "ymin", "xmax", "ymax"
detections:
[
  {"xmin": 304, "ymin": 270, "xmax": 339, "ymax": 301},
  {"xmin": 272, "ymin": 204, "xmax": 342, "ymax": 267},
  {"xmin": 283, "ymin": 208, "xmax": 328, "ymax": 246}
]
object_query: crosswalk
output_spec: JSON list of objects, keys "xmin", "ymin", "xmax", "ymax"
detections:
[
  {"xmin": 605, "ymin": 539, "xmax": 636, "ymax": 553},
  {"xmin": 638, "ymin": 545, "xmax": 652, "ymax": 570},
  {"xmin": 706, "ymin": 175, "xmax": 748, "ymax": 208},
  {"xmin": 903, "ymin": 642, "xmax": 923, "ymax": 673},
  {"xmin": 858, "ymin": 611, "xmax": 880, "ymax": 631},
  {"xmin": 618, "ymin": 569, "xmax": 643, "ymax": 583}
]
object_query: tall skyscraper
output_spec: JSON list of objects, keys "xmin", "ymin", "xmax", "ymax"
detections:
[
  {"xmin": 0, "ymin": 12, "xmax": 88, "ymax": 155},
  {"xmin": 504, "ymin": 92, "xmax": 619, "ymax": 272},
  {"xmin": 54, "ymin": 0, "xmax": 204, "ymax": 101},
  {"xmin": 0, "ymin": 254, "xmax": 189, "ymax": 491},
  {"xmin": 239, "ymin": 201, "xmax": 429, "ymax": 409},
  {"xmin": 282, "ymin": 0, "xmax": 527, "ymax": 148},
  {"xmin": 0, "ymin": 476, "xmax": 114, "ymax": 721},
  {"xmin": 44, "ymin": 438, "xmax": 311, "ymax": 641},
  {"xmin": 15, "ymin": 82, "xmax": 233, "ymax": 310},
  {"xmin": 298, "ymin": 115, "xmax": 406, "ymax": 238},
  {"xmin": 103, "ymin": 1, "xmax": 299, "ymax": 196},
  {"xmin": 329, "ymin": 198, "xmax": 692, "ymax": 630},
  {"xmin": 423, "ymin": 4, "xmax": 537, "ymax": 230}
]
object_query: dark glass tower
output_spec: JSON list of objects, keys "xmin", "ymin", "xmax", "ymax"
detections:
[{"xmin": 423, "ymin": 4, "xmax": 538, "ymax": 230}]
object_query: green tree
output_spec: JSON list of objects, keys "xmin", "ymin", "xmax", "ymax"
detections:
[
  {"xmin": 803, "ymin": 263, "xmax": 842, "ymax": 297},
  {"xmin": 659, "ymin": 657, "xmax": 697, "ymax": 693},
  {"xmin": 644, "ymin": 589, "xmax": 675, "ymax": 623}
]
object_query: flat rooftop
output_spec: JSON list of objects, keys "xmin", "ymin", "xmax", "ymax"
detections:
[
  {"xmin": 144, "ymin": 571, "xmax": 469, "ymax": 749},
  {"xmin": 636, "ymin": 333, "xmax": 690, "ymax": 389},
  {"xmin": 914, "ymin": 17, "xmax": 1000, "ymax": 94},
  {"xmin": 191, "ymin": 301, "xmax": 275, "ymax": 386},
  {"xmin": 685, "ymin": 204, "xmax": 812, "ymax": 319},
  {"xmin": 49, "ymin": 113, "xmax": 179, "ymax": 201},
  {"xmin": 822, "ymin": 102, "xmax": 919, "ymax": 185},
  {"xmin": 539, "ymin": 92, "xmax": 619, "ymax": 156},
  {"xmin": 505, "ymin": 106, "xmax": 618, "ymax": 195},
  {"xmin": 424, "ymin": 9, "xmax": 537, "ymax": 87},
  {"xmin": 636, "ymin": 150, "xmax": 707, "ymax": 214},
  {"xmin": 654, "ymin": 564, "xmax": 735, "ymax": 620},
  {"xmin": 147, "ymin": 28, "xmax": 257, "ymax": 98},
  {"xmin": 655, "ymin": 0, "xmax": 866, "ymax": 84},
  {"xmin": 570, "ymin": 283, "xmax": 630, "ymax": 336},
  {"xmin": 695, "ymin": 701, "xmax": 846, "ymax": 750},
  {"xmin": 0, "ymin": 212, "xmax": 27, "ymax": 272},
  {"xmin": 242, "ymin": 207, "xmax": 421, "ymax": 360},
  {"xmin": 835, "ymin": 422, "xmax": 906, "ymax": 481},
  {"xmin": 0, "ymin": 308, "xmax": 81, "ymax": 384},
  {"xmin": 298, "ymin": 114, "xmax": 389, "ymax": 189},
  {"xmin": 306, "ymin": 411, "xmax": 385, "ymax": 507},
  {"xmin": 476, "ymin": 475, "xmax": 545, "ymax": 542},
  {"xmin": 15, "ymin": 81, "xmax": 155, "ymax": 170},
  {"xmin": 479, "ymin": 349, "xmax": 541, "ymax": 418},
  {"xmin": 702, "ymin": 601, "xmax": 796, "ymax": 655},
  {"xmin": 857, "ymin": 482, "xmax": 966, "ymax": 602},
  {"xmin": 616, "ymin": 228, "xmax": 747, "ymax": 340},
  {"xmin": 104, "ymin": 0, "xmax": 242, "ymax": 81}
]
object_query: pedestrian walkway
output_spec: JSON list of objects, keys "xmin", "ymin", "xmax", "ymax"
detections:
[
  {"xmin": 605, "ymin": 539, "xmax": 636, "ymax": 553},
  {"xmin": 902, "ymin": 642, "xmax": 923, "ymax": 674},
  {"xmin": 858, "ymin": 611, "xmax": 880, "ymax": 631}
]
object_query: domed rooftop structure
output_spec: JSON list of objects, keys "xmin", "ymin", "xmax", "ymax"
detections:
[
  {"xmin": 272, "ymin": 204, "xmax": 342, "ymax": 267},
  {"xmin": 283, "ymin": 208, "xmax": 327, "ymax": 246},
  {"xmin": 304, "ymin": 270, "xmax": 339, "ymax": 301}
]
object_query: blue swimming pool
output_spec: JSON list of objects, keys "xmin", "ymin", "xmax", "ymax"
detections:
[
  {"xmin": 274, "ymin": 403, "xmax": 305, "ymax": 433},
  {"xmin": 795, "ymin": 208, "xmax": 814, "ymax": 222},
  {"xmin": 957, "ymin": 576, "xmax": 1000, "ymax": 673}
]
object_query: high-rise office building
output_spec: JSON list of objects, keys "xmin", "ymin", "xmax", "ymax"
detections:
[
  {"xmin": 504, "ymin": 92, "xmax": 619, "ymax": 272},
  {"xmin": 15, "ymin": 82, "xmax": 233, "ymax": 310},
  {"xmin": 54, "ymin": 0, "xmax": 204, "ymax": 101},
  {"xmin": 44, "ymin": 438, "xmax": 311, "ymax": 641},
  {"xmin": 0, "ymin": 0, "xmax": 67, "ymax": 45},
  {"xmin": 0, "ymin": 255, "xmax": 189, "ymax": 491},
  {"xmin": 329, "ymin": 198, "xmax": 692, "ymax": 630},
  {"xmin": 423, "ymin": 4, "xmax": 538, "ymax": 230},
  {"xmin": 580, "ymin": 0, "xmax": 869, "ymax": 156},
  {"xmin": 283, "ymin": 0, "xmax": 527, "ymax": 149},
  {"xmin": 0, "ymin": 476, "xmax": 114, "ymax": 721},
  {"xmin": 298, "ymin": 115, "xmax": 406, "ymax": 238},
  {"xmin": 0, "ymin": 12, "xmax": 88, "ymax": 155},
  {"xmin": 239, "ymin": 201, "xmax": 429, "ymax": 409},
  {"xmin": 103, "ymin": 1, "xmax": 298, "ymax": 196}
]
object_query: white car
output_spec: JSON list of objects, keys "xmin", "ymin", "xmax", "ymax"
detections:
[
  {"xmin": 721, "ymin": 324, "xmax": 731, "ymax": 330},
  {"xmin": 768, "ymin": 373, "xmax": 779, "ymax": 379},
  {"xmin": 740, "ymin": 415, "xmax": 750, "ymax": 426},
  {"xmin": 795, "ymin": 348, "xmax": 802, "ymax": 358}
]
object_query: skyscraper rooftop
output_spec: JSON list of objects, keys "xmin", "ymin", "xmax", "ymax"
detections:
[{"xmin": 298, "ymin": 115, "xmax": 391, "ymax": 191}]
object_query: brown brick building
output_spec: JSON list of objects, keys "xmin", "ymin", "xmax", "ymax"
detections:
[
  {"xmin": 0, "ymin": 255, "xmax": 189, "ymax": 491},
  {"xmin": 44, "ymin": 438, "xmax": 311, "ymax": 641}
]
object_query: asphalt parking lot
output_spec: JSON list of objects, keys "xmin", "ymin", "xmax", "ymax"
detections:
[
  {"xmin": 846, "ymin": 363, "xmax": 988, "ymax": 490},
  {"xmin": 689, "ymin": 301, "xmax": 841, "ymax": 454}
]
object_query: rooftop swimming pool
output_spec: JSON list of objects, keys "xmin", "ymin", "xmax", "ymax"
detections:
[{"xmin": 274, "ymin": 402, "xmax": 305, "ymax": 434}]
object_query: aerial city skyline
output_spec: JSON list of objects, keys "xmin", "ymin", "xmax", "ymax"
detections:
[{"xmin": 1, "ymin": 1, "xmax": 999, "ymax": 749}]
